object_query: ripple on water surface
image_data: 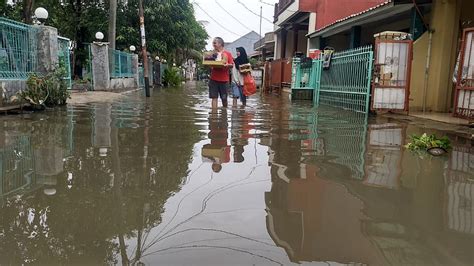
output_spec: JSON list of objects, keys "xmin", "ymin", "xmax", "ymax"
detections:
[{"xmin": 0, "ymin": 84, "xmax": 473, "ymax": 265}]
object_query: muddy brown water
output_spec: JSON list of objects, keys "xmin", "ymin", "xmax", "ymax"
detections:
[{"xmin": 1, "ymin": 83, "xmax": 473, "ymax": 265}]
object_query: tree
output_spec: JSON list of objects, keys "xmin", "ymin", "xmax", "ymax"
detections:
[
  {"xmin": 2, "ymin": 0, "xmax": 208, "ymax": 76},
  {"xmin": 116, "ymin": 0, "xmax": 208, "ymax": 63},
  {"xmin": 22, "ymin": 0, "xmax": 34, "ymax": 24},
  {"xmin": 108, "ymin": 0, "xmax": 117, "ymax": 50}
]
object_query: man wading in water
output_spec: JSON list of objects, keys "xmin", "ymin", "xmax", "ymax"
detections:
[{"xmin": 209, "ymin": 37, "xmax": 234, "ymax": 109}]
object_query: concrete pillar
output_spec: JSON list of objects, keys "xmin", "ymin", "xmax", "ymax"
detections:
[
  {"xmin": 132, "ymin": 54, "xmax": 139, "ymax": 87},
  {"xmin": 35, "ymin": 25, "xmax": 59, "ymax": 74},
  {"xmin": 281, "ymin": 29, "xmax": 287, "ymax": 59},
  {"xmin": 91, "ymin": 42, "xmax": 111, "ymax": 91},
  {"xmin": 274, "ymin": 32, "xmax": 281, "ymax": 60},
  {"xmin": 93, "ymin": 104, "xmax": 112, "ymax": 149},
  {"xmin": 425, "ymin": 0, "xmax": 461, "ymax": 112}
]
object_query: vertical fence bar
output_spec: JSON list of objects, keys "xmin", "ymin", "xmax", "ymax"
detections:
[
  {"xmin": 57, "ymin": 37, "xmax": 72, "ymax": 89},
  {"xmin": 108, "ymin": 49, "xmax": 134, "ymax": 79},
  {"xmin": 365, "ymin": 50, "xmax": 374, "ymax": 114},
  {"xmin": 0, "ymin": 17, "xmax": 38, "ymax": 80}
]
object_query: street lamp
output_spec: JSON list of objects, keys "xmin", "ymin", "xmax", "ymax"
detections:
[
  {"xmin": 34, "ymin": 7, "xmax": 48, "ymax": 25},
  {"xmin": 130, "ymin": 45, "xmax": 136, "ymax": 53},
  {"xmin": 95, "ymin": 32, "xmax": 104, "ymax": 41}
]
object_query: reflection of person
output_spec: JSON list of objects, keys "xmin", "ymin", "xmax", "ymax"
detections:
[
  {"xmin": 232, "ymin": 47, "xmax": 250, "ymax": 107},
  {"xmin": 230, "ymin": 108, "xmax": 254, "ymax": 163},
  {"xmin": 208, "ymin": 37, "xmax": 234, "ymax": 109},
  {"xmin": 202, "ymin": 110, "xmax": 230, "ymax": 173}
]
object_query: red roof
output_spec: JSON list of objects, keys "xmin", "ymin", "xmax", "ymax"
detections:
[{"xmin": 316, "ymin": 0, "xmax": 393, "ymax": 32}]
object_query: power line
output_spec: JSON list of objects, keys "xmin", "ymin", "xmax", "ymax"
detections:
[
  {"xmin": 214, "ymin": 0, "xmax": 255, "ymax": 33},
  {"xmin": 193, "ymin": 2, "xmax": 243, "ymax": 37},
  {"xmin": 193, "ymin": 2, "xmax": 258, "ymax": 41},
  {"xmin": 236, "ymin": 0, "xmax": 273, "ymax": 24},
  {"xmin": 259, "ymin": 0, "xmax": 275, "ymax": 7},
  {"xmin": 258, "ymin": 0, "xmax": 298, "ymax": 13}
]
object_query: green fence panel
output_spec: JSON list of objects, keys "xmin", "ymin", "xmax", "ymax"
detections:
[
  {"xmin": 0, "ymin": 17, "xmax": 38, "ymax": 80},
  {"xmin": 58, "ymin": 36, "xmax": 72, "ymax": 89},
  {"xmin": 0, "ymin": 135, "xmax": 35, "ymax": 200},
  {"xmin": 318, "ymin": 46, "xmax": 373, "ymax": 113},
  {"xmin": 109, "ymin": 49, "xmax": 134, "ymax": 78},
  {"xmin": 291, "ymin": 57, "xmax": 316, "ymax": 90}
]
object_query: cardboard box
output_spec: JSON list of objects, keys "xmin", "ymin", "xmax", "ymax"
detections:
[
  {"xmin": 203, "ymin": 51, "xmax": 226, "ymax": 67},
  {"xmin": 239, "ymin": 63, "xmax": 252, "ymax": 74}
]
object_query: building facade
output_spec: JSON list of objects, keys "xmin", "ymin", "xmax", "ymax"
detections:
[
  {"xmin": 224, "ymin": 31, "xmax": 261, "ymax": 58},
  {"xmin": 269, "ymin": 0, "xmax": 474, "ymax": 114}
]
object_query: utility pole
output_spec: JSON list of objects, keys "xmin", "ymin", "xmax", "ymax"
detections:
[
  {"xmin": 259, "ymin": 6, "xmax": 263, "ymax": 62},
  {"xmin": 139, "ymin": 0, "xmax": 151, "ymax": 97}
]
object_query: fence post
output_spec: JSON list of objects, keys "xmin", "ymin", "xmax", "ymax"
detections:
[
  {"xmin": 91, "ymin": 42, "xmax": 111, "ymax": 91},
  {"xmin": 365, "ymin": 50, "xmax": 374, "ymax": 114},
  {"xmin": 35, "ymin": 25, "xmax": 59, "ymax": 74},
  {"xmin": 312, "ymin": 59, "xmax": 322, "ymax": 104}
]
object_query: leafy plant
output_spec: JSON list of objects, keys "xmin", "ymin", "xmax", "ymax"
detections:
[
  {"xmin": 163, "ymin": 67, "xmax": 183, "ymax": 87},
  {"xmin": 405, "ymin": 133, "xmax": 451, "ymax": 152},
  {"xmin": 20, "ymin": 68, "xmax": 71, "ymax": 107}
]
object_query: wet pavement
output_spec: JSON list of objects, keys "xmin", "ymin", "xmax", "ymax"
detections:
[{"xmin": 0, "ymin": 82, "xmax": 473, "ymax": 265}]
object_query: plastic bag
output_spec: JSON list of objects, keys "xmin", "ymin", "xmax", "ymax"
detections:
[{"xmin": 243, "ymin": 74, "xmax": 256, "ymax": 96}]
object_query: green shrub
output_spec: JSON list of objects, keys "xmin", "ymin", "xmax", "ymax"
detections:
[
  {"xmin": 405, "ymin": 133, "xmax": 451, "ymax": 152},
  {"xmin": 21, "ymin": 68, "xmax": 70, "ymax": 107},
  {"xmin": 163, "ymin": 67, "xmax": 182, "ymax": 87}
]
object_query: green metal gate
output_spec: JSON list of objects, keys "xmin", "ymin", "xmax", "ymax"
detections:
[
  {"xmin": 58, "ymin": 36, "xmax": 72, "ymax": 89},
  {"xmin": 291, "ymin": 57, "xmax": 322, "ymax": 101},
  {"xmin": 316, "ymin": 46, "xmax": 373, "ymax": 113}
]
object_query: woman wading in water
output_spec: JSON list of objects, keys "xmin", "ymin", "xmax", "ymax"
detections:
[{"xmin": 231, "ymin": 47, "xmax": 250, "ymax": 107}]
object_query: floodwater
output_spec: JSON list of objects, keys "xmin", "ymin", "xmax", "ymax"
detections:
[{"xmin": 0, "ymin": 82, "xmax": 473, "ymax": 265}]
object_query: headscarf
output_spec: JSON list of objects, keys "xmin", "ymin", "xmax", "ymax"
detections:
[{"xmin": 234, "ymin": 47, "xmax": 250, "ymax": 70}]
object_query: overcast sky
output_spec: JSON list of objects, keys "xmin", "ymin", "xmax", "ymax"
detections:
[{"xmin": 192, "ymin": 0, "xmax": 278, "ymax": 49}]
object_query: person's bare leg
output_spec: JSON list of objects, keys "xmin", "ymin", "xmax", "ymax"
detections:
[{"xmin": 212, "ymin": 98, "xmax": 218, "ymax": 110}]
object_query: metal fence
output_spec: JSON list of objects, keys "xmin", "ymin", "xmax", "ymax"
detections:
[
  {"xmin": 0, "ymin": 135, "xmax": 36, "ymax": 200},
  {"xmin": 454, "ymin": 27, "xmax": 474, "ymax": 119},
  {"xmin": 319, "ymin": 46, "xmax": 373, "ymax": 113},
  {"xmin": 291, "ymin": 57, "xmax": 322, "ymax": 100},
  {"xmin": 58, "ymin": 36, "xmax": 72, "ymax": 89},
  {"xmin": 109, "ymin": 49, "xmax": 134, "ymax": 78},
  {"xmin": 291, "ymin": 46, "xmax": 374, "ymax": 113},
  {"xmin": 0, "ymin": 17, "xmax": 38, "ymax": 80},
  {"xmin": 316, "ymin": 107, "xmax": 368, "ymax": 180}
]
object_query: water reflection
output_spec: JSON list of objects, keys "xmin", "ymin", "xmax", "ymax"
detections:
[
  {"xmin": 0, "ymin": 86, "xmax": 473, "ymax": 265},
  {"xmin": 0, "ymin": 92, "xmax": 199, "ymax": 264},
  {"xmin": 202, "ymin": 110, "xmax": 230, "ymax": 172},
  {"xmin": 264, "ymin": 105, "xmax": 474, "ymax": 265}
]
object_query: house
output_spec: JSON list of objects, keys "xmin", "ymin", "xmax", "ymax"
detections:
[
  {"xmin": 268, "ymin": 0, "xmax": 474, "ymax": 115},
  {"xmin": 253, "ymin": 32, "xmax": 276, "ymax": 60},
  {"xmin": 224, "ymin": 31, "xmax": 261, "ymax": 57}
]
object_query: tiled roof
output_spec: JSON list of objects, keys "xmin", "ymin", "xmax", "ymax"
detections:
[{"xmin": 316, "ymin": 0, "xmax": 393, "ymax": 32}]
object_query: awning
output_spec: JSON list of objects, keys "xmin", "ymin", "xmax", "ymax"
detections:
[{"xmin": 307, "ymin": 2, "xmax": 414, "ymax": 38}]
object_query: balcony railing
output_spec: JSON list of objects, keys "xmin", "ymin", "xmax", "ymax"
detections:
[
  {"xmin": 274, "ymin": 0, "xmax": 295, "ymax": 19},
  {"xmin": 254, "ymin": 33, "xmax": 275, "ymax": 50},
  {"xmin": 254, "ymin": 38, "xmax": 265, "ymax": 51}
]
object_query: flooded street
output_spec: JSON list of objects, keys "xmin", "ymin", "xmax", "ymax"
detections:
[{"xmin": 1, "ymin": 83, "xmax": 473, "ymax": 265}]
